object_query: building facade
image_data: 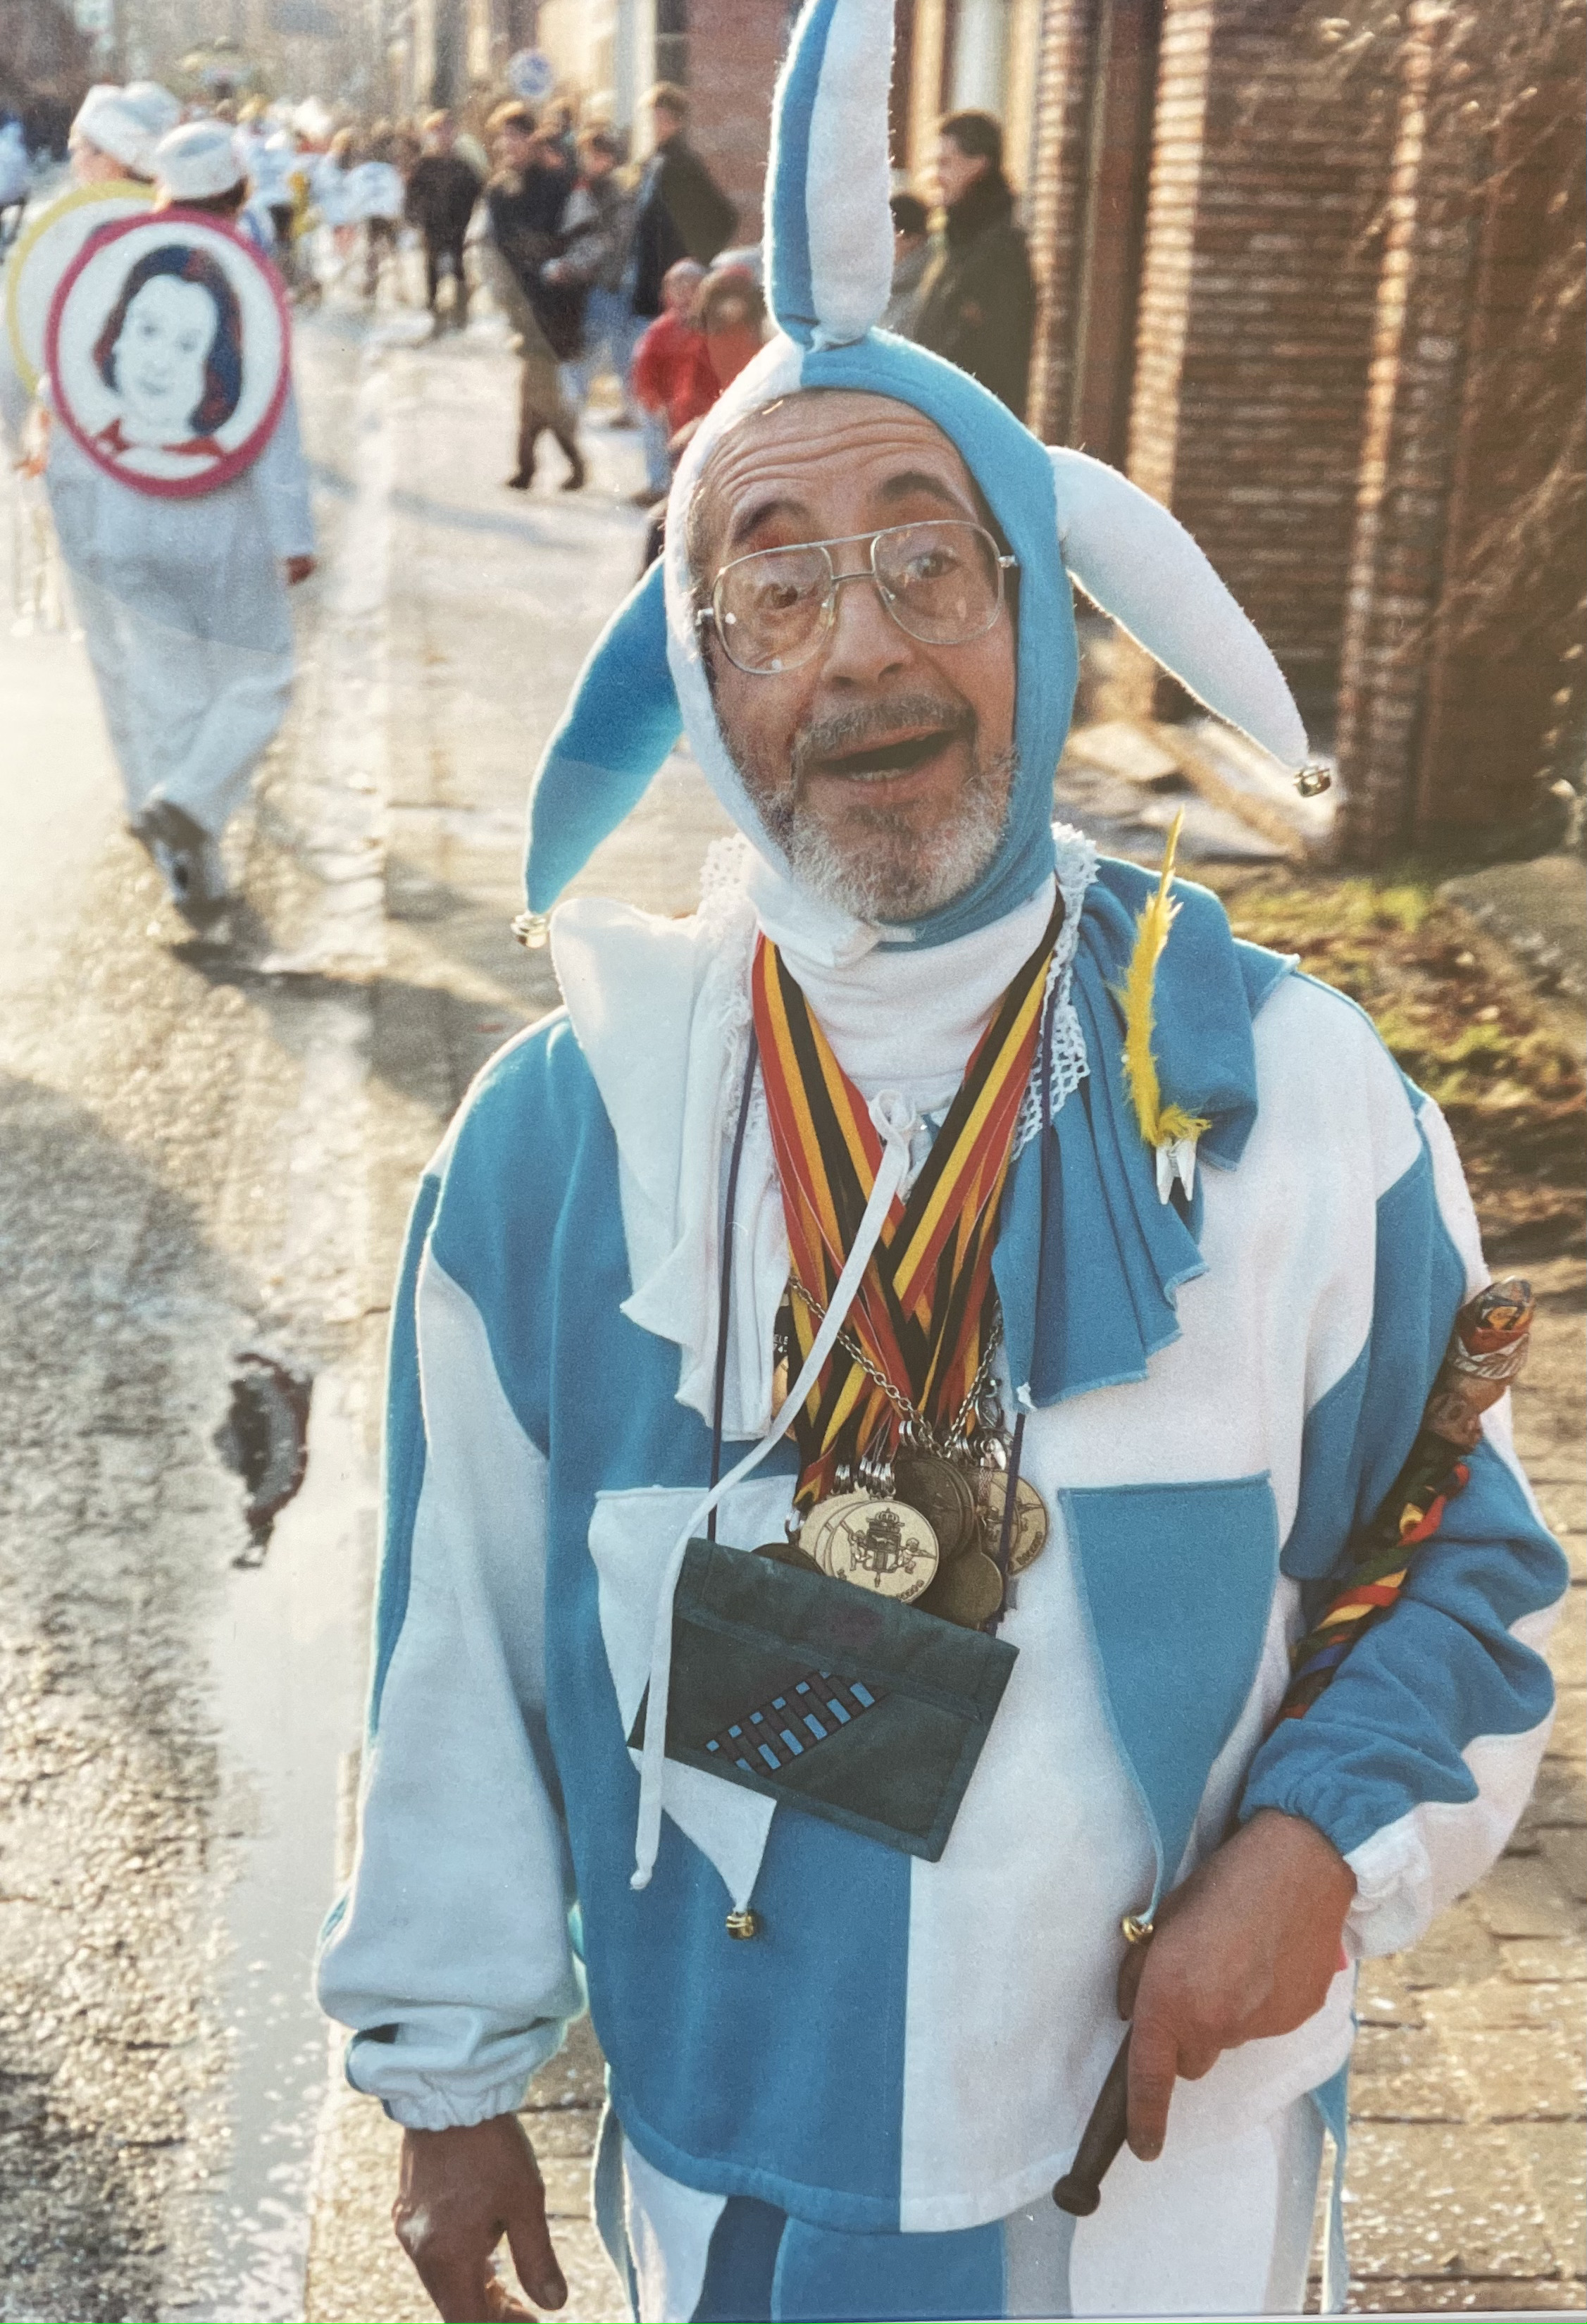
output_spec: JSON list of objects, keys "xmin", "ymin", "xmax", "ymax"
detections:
[{"xmin": 897, "ymin": 0, "xmax": 1583, "ymax": 860}]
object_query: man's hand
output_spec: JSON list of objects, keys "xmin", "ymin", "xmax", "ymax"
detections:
[
  {"xmin": 1118, "ymin": 1808, "xmax": 1356, "ymax": 2163},
  {"xmin": 394, "ymin": 2113, "xmax": 567, "ymax": 2322},
  {"xmin": 285, "ymin": 554, "xmax": 316, "ymax": 585}
]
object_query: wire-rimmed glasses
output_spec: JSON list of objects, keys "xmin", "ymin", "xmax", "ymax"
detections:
[{"xmin": 697, "ymin": 521, "xmax": 1018, "ymax": 676}]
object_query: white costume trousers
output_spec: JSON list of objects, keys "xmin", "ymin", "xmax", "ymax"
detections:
[
  {"xmin": 604, "ymin": 2096, "xmax": 1325, "ymax": 2322},
  {"xmin": 45, "ymin": 394, "xmax": 311, "ymax": 838},
  {"xmin": 67, "ymin": 560, "xmax": 294, "ymax": 835}
]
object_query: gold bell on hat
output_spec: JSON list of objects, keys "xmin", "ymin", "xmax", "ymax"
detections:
[
  {"xmin": 1295, "ymin": 759, "xmax": 1333, "ymax": 798},
  {"xmin": 725, "ymin": 1910, "xmax": 761, "ymax": 1940}
]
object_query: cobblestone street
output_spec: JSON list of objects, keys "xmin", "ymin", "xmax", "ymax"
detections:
[{"xmin": 1, "ymin": 293, "xmax": 1581, "ymax": 2319}]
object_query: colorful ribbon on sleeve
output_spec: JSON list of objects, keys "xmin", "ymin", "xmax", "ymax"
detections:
[{"xmin": 1277, "ymin": 1277, "xmax": 1534, "ymax": 1721}]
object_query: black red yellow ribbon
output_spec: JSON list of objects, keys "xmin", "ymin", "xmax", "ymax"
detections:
[{"xmin": 752, "ymin": 903, "xmax": 1060, "ymax": 1508}]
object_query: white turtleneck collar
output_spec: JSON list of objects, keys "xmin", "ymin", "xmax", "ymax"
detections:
[
  {"xmin": 549, "ymin": 828, "xmax": 1095, "ymax": 1438},
  {"xmin": 742, "ymin": 845, "xmax": 1059, "ymax": 1115}
]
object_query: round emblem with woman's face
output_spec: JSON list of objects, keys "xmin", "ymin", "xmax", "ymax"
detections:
[{"xmin": 44, "ymin": 209, "xmax": 290, "ymax": 495}]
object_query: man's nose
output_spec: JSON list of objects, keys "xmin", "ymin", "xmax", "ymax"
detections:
[{"xmin": 820, "ymin": 571, "xmax": 916, "ymax": 686}]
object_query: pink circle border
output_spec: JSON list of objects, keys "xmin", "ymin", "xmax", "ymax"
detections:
[{"xmin": 44, "ymin": 208, "xmax": 292, "ymax": 500}]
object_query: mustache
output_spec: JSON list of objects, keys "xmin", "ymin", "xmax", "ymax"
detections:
[{"xmin": 789, "ymin": 692, "xmax": 976, "ymax": 784}]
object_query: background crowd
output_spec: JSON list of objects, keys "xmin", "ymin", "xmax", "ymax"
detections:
[{"xmin": 3, "ymin": 70, "xmax": 1037, "ymax": 529}]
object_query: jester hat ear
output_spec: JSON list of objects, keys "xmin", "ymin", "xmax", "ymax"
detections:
[
  {"xmin": 766, "ymin": 0, "xmax": 895, "ymax": 347},
  {"xmin": 523, "ymin": 557, "xmax": 682, "ymax": 916},
  {"xmin": 1050, "ymin": 449, "xmax": 1308, "ymax": 766}
]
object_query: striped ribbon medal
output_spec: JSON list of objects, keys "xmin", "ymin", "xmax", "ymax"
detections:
[{"xmin": 751, "ymin": 902, "xmax": 1060, "ymax": 1616}]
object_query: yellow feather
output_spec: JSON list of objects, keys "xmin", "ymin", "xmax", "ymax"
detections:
[{"xmin": 1117, "ymin": 811, "xmax": 1212, "ymax": 1152}]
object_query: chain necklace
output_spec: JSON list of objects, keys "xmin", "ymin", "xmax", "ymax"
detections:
[{"xmin": 785, "ymin": 1269, "xmax": 1008, "ymax": 1467}]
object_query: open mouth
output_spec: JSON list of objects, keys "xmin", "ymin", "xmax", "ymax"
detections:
[{"xmin": 812, "ymin": 726, "xmax": 963, "ymax": 781}]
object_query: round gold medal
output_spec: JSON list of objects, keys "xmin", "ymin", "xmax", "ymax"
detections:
[
  {"xmin": 975, "ymin": 1472, "xmax": 1050, "ymax": 1574},
  {"xmin": 799, "ymin": 1490, "xmax": 871, "ymax": 1568},
  {"xmin": 919, "ymin": 1546, "xmax": 1004, "ymax": 1628},
  {"xmin": 818, "ymin": 1496, "xmax": 939, "ymax": 1601},
  {"xmin": 894, "ymin": 1449, "xmax": 978, "ymax": 1566}
]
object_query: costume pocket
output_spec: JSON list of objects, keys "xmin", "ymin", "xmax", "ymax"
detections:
[
  {"xmin": 1062, "ymin": 1474, "xmax": 1281, "ymax": 1896},
  {"xmin": 630, "ymin": 1538, "xmax": 1017, "ymax": 1862}
]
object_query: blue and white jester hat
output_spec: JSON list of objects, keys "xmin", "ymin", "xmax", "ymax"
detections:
[{"xmin": 523, "ymin": 0, "xmax": 1309, "ymax": 953}]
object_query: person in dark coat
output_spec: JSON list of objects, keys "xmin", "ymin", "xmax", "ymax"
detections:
[
  {"xmin": 544, "ymin": 128, "xmax": 643, "ymax": 420},
  {"xmin": 629, "ymin": 82, "xmax": 738, "ymax": 319},
  {"xmin": 883, "ymin": 190, "xmax": 931, "ymax": 333},
  {"xmin": 907, "ymin": 109, "xmax": 1035, "ymax": 420},
  {"xmin": 404, "ymin": 111, "xmax": 482, "ymax": 329},
  {"xmin": 479, "ymin": 104, "xmax": 585, "ymax": 490}
]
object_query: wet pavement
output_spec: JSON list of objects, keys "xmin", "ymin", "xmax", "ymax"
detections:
[
  {"xmin": 0, "ymin": 306, "xmax": 386, "ymax": 2321},
  {"xmin": 0, "ymin": 281, "xmax": 1580, "ymax": 2320}
]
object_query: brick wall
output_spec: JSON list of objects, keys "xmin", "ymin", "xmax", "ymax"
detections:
[
  {"xmin": 1124, "ymin": 0, "xmax": 1395, "ymax": 723},
  {"xmin": 1333, "ymin": 3, "xmax": 1481, "ymax": 855},
  {"xmin": 685, "ymin": 0, "xmax": 791, "ymax": 249},
  {"xmin": 1026, "ymin": 0, "xmax": 1101, "ymax": 445},
  {"xmin": 1025, "ymin": 0, "xmax": 1581, "ymax": 853},
  {"xmin": 1409, "ymin": 70, "xmax": 1586, "ymax": 845}
]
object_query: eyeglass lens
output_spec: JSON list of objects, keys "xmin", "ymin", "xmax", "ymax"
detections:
[{"xmin": 713, "ymin": 522, "xmax": 1005, "ymax": 674}]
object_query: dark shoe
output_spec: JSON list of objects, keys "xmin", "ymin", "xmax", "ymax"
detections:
[
  {"xmin": 138, "ymin": 800, "xmax": 230, "ymax": 929},
  {"xmin": 505, "ymin": 468, "xmax": 534, "ymax": 490},
  {"xmin": 555, "ymin": 435, "xmax": 586, "ymax": 491},
  {"xmin": 628, "ymin": 486, "xmax": 663, "ymax": 509}
]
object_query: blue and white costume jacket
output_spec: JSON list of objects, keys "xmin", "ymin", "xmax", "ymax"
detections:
[
  {"xmin": 317, "ymin": 0, "xmax": 1564, "ymax": 2278},
  {"xmin": 316, "ymin": 837, "xmax": 1566, "ymax": 2238}
]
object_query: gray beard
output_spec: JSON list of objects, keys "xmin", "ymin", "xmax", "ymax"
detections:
[{"xmin": 758, "ymin": 742, "xmax": 1017, "ymax": 924}]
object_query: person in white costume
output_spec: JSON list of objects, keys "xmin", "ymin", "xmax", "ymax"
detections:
[
  {"xmin": 1, "ymin": 82, "xmax": 179, "ymax": 448},
  {"xmin": 42, "ymin": 116, "xmax": 316, "ymax": 931},
  {"xmin": 69, "ymin": 81, "xmax": 182, "ymax": 186},
  {"xmin": 315, "ymin": 3, "xmax": 1566, "ymax": 2318}
]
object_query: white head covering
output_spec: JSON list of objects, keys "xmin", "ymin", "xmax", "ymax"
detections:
[
  {"xmin": 71, "ymin": 82, "xmax": 178, "ymax": 179},
  {"xmin": 123, "ymin": 82, "xmax": 182, "ymax": 146},
  {"xmin": 154, "ymin": 118, "xmax": 246, "ymax": 203}
]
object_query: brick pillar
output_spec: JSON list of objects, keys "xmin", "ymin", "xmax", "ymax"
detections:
[
  {"xmin": 1409, "ymin": 72, "xmax": 1586, "ymax": 847},
  {"xmin": 907, "ymin": 0, "xmax": 951, "ymax": 178},
  {"xmin": 685, "ymin": 0, "xmax": 789, "ymax": 248},
  {"xmin": 1102, "ymin": 0, "xmax": 1212, "ymax": 721},
  {"xmin": 1333, "ymin": 1, "xmax": 1483, "ymax": 858},
  {"xmin": 1026, "ymin": 0, "xmax": 1103, "ymax": 445},
  {"xmin": 1027, "ymin": 0, "xmax": 1162, "ymax": 465},
  {"xmin": 1111, "ymin": 0, "xmax": 1394, "ymax": 731}
]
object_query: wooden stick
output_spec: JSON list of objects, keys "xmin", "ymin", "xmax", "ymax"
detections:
[{"xmin": 1052, "ymin": 2032, "xmax": 1132, "ymax": 2217}]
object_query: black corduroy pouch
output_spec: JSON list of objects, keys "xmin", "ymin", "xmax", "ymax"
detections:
[{"xmin": 629, "ymin": 1537, "xmax": 1019, "ymax": 1862}]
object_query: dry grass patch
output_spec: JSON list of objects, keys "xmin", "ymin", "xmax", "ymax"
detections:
[{"xmin": 1205, "ymin": 871, "xmax": 1586, "ymax": 1262}]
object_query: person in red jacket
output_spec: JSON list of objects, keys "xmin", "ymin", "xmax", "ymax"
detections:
[
  {"xmin": 697, "ymin": 263, "xmax": 767, "ymax": 394},
  {"xmin": 629, "ymin": 257, "xmax": 714, "ymax": 502}
]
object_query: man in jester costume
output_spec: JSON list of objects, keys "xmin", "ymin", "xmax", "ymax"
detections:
[{"xmin": 317, "ymin": 4, "xmax": 1567, "ymax": 2316}]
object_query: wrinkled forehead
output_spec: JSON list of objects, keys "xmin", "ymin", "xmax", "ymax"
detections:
[{"xmin": 687, "ymin": 388, "xmax": 988, "ymax": 578}]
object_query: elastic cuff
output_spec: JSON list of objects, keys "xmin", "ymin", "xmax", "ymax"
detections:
[
  {"xmin": 1342, "ymin": 1820, "xmax": 1433, "ymax": 1960},
  {"xmin": 378, "ymin": 2075, "xmax": 535, "ymax": 2132}
]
